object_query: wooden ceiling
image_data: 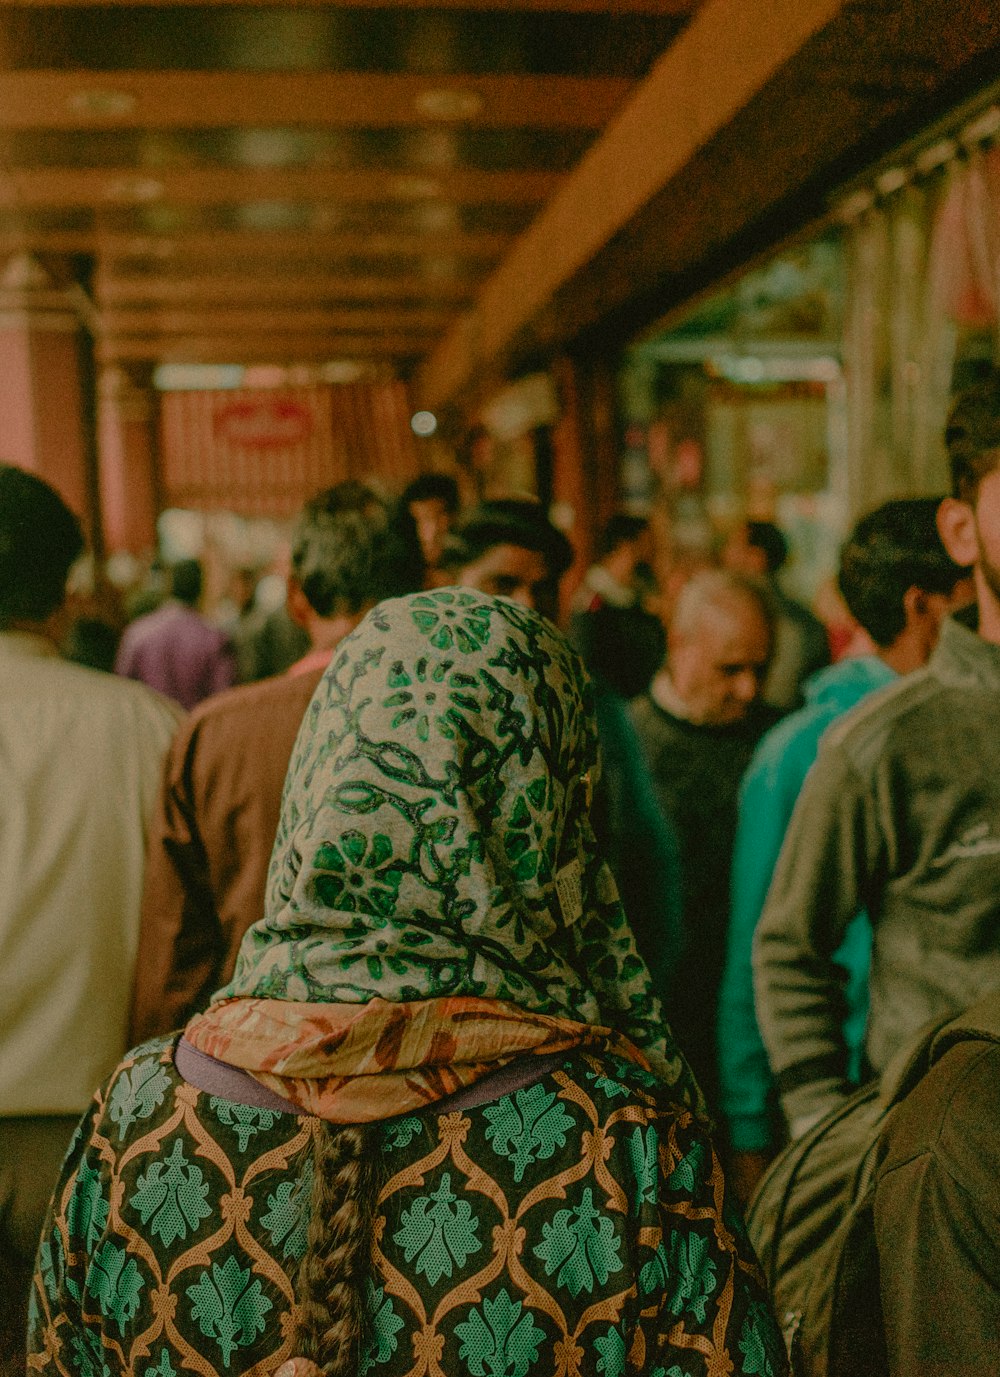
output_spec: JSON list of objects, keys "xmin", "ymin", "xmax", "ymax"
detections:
[
  {"xmin": 0, "ymin": 0, "xmax": 698, "ymax": 383},
  {"xmin": 3, "ymin": 0, "xmax": 1000, "ymax": 411}
]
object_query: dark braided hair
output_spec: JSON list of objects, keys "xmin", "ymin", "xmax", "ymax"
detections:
[{"xmin": 294, "ymin": 1121, "xmax": 385, "ymax": 1374}]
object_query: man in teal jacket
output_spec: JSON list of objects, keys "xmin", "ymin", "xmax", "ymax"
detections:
[{"xmin": 718, "ymin": 499, "xmax": 971, "ymax": 1198}]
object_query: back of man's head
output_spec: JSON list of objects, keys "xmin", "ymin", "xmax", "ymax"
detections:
[
  {"xmin": 597, "ymin": 513, "xmax": 648, "ymax": 560},
  {"xmin": 0, "ymin": 465, "xmax": 84, "ymax": 630},
  {"xmin": 745, "ymin": 520, "xmax": 789, "ymax": 575},
  {"xmin": 670, "ymin": 568, "xmax": 772, "ymax": 644},
  {"xmin": 170, "ymin": 558, "xmax": 203, "ymax": 606},
  {"xmin": 945, "ymin": 368, "xmax": 1000, "ymax": 503},
  {"xmin": 292, "ymin": 481, "xmax": 423, "ymax": 617},
  {"xmin": 401, "ymin": 472, "xmax": 460, "ymax": 516},
  {"xmin": 440, "ymin": 497, "xmax": 573, "ymax": 582},
  {"xmin": 838, "ymin": 498, "xmax": 968, "ymax": 648}
]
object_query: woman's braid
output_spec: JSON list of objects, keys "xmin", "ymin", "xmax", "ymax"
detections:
[{"xmin": 294, "ymin": 1121, "xmax": 384, "ymax": 1375}]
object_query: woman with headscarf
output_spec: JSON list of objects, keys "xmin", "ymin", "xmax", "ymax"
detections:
[{"xmin": 28, "ymin": 589, "xmax": 785, "ymax": 1377}]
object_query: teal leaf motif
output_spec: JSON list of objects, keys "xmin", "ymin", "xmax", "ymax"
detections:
[
  {"xmin": 382, "ymin": 1117, "xmax": 424, "ymax": 1153},
  {"xmin": 130, "ymin": 1139, "xmax": 213, "ymax": 1246},
  {"xmin": 39, "ymin": 1224, "xmax": 81, "ymax": 1307},
  {"xmin": 67, "ymin": 1160, "xmax": 110, "ymax": 1252},
  {"xmin": 85, "ymin": 1241, "xmax": 145, "ymax": 1335},
  {"xmin": 483, "ymin": 1083, "xmax": 574, "ymax": 1182},
  {"xmin": 642, "ymin": 1230, "xmax": 718, "ymax": 1324},
  {"xmin": 393, "ymin": 1172, "xmax": 482, "ymax": 1285},
  {"xmin": 739, "ymin": 1302, "xmax": 782, "ymax": 1377},
  {"xmin": 666, "ymin": 1141, "xmax": 705, "ymax": 1194},
  {"xmin": 260, "ymin": 1156, "xmax": 314, "ymax": 1261},
  {"xmin": 532, "ymin": 1189, "xmax": 624, "ymax": 1298},
  {"xmin": 68, "ymin": 1330, "xmax": 113, "ymax": 1377},
  {"xmin": 144, "ymin": 1349, "xmax": 178, "ymax": 1377},
  {"xmin": 627, "ymin": 1125, "xmax": 659, "ymax": 1210},
  {"xmin": 209, "ymin": 1098, "xmax": 278, "ymax": 1153},
  {"xmin": 584, "ymin": 1068, "xmax": 630, "ymax": 1101},
  {"xmin": 455, "ymin": 1288, "xmax": 546, "ymax": 1377},
  {"xmin": 106, "ymin": 1058, "xmax": 171, "ymax": 1140},
  {"xmin": 594, "ymin": 1325, "xmax": 626, "ymax": 1377},
  {"xmin": 38, "ymin": 1229, "xmax": 63, "ymax": 1304},
  {"xmin": 360, "ymin": 1283, "xmax": 405, "ymax": 1373},
  {"xmin": 186, "ymin": 1255, "xmax": 273, "ymax": 1366}
]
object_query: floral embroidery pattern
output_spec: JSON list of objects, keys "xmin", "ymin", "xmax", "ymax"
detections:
[
  {"xmin": 483, "ymin": 1083, "xmax": 575, "ymax": 1181},
  {"xmin": 454, "ymin": 1289, "xmax": 546, "ymax": 1377},
  {"xmin": 394, "ymin": 1173, "xmax": 482, "ymax": 1284},
  {"xmin": 186, "ymin": 1255, "xmax": 273, "ymax": 1364},
  {"xmin": 216, "ymin": 590, "xmax": 702, "ymax": 1110},
  {"xmin": 130, "ymin": 1140, "xmax": 213, "ymax": 1247},
  {"xmin": 209, "ymin": 1098, "xmax": 278, "ymax": 1152},
  {"xmin": 259, "ymin": 1156, "xmax": 314, "ymax": 1262},
  {"xmin": 408, "ymin": 590, "xmax": 492, "ymax": 653},
  {"xmin": 106, "ymin": 1056, "xmax": 171, "ymax": 1139},
  {"xmin": 312, "ymin": 832, "xmax": 403, "ymax": 918},
  {"xmin": 29, "ymin": 1043, "xmax": 785, "ymax": 1377},
  {"xmin": 533, "ymin": 1189, "xmax": 625, "ymax": 1298}
]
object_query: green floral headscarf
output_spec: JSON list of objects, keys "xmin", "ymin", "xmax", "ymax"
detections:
[{"xmin": 223, "ymin": 589, "xmax": 694, "ymax": 1093}]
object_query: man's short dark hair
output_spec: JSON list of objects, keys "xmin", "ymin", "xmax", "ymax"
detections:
[
  {"xmin": 944, "ymin": 369, "xmax": 1000, "ymax": 503},
  {"xmin": 838, "ymin": 498, "xmax": 968, "ymax": 647},
  {"xmin": 439, "ymin": 497, "xmax": 574, "ymax": 581},
  {"xmin": 170, "ymin": 558, "xmax": 203, "ymax": 606},
  {"xmin": 292, "ymin": 481, "xmax": 423, "ymax": 617},
  {"xmin": 0, "ymin": 465, "xmax": 84, "ymax": 629},
  {"xmin": 597, "ymin": 513, "xmax": 648, "ymax": 559},
  {"xmin": 401, "ymin": 472, "xmax": 460, "ymax": 516},
  {"xmin": 745, "ymin": 520, "xmax": 789, "ymax": 574}
]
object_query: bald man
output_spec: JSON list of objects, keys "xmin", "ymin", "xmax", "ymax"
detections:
[{"xmin": 630, "ymin": 571, "xmax": 779, "ymax": 1108}]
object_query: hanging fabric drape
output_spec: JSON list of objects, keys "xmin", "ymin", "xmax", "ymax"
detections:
[{"xmin": 840, "ymin": 142, "xmax": 1000, "ymax": 515}]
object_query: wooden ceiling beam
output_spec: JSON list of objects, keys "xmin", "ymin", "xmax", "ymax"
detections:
[
  {"xmin": 102, "ymin": 305, "xmax": 454, "ymax": 332},
  {"xmin": 8, "ymin": 0, "xmax": 696, "ymax": 12},
  {"xmin": 0, "ymin": 71, "xmax": 631, "ymax": 131},
  {"xmin": 418, "ymin": 0, "xmax": 845, "ymax": 405},
  {"xmin": 95, "ymin": 272, "xmax": 478, "ymax": 303},
  {"xmin": 0, "ymin": 166, "xmax": 558, "ymax": 208},
  {"xmin": 98, "ymin": 332, "xmax": 434, "ymax": 362},
  {"xmin": 0, "ymin": 228, "xmax": 509, "ymax": 258}
]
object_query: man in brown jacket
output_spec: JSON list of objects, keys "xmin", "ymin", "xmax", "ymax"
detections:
[{"xmin": 129, "ymin": 483, "xmax": 422, "ymax": 1041}]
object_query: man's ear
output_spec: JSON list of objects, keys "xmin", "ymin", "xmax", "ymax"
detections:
[
  {"xmin": 285, "ymin": 577, "xmax": 312, "ymax": 630},
  {"xmin": 901, "ymin": 584, "xmax": 928, "ymax": 627},
  {"xmin": 937, "ymin": 497, "xmax": 979, "ymax": 569}
]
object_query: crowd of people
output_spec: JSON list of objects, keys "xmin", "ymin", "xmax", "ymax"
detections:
[{"xmin": 5, "ymin": 370, "xmax": 1000, "ymax": 1375}]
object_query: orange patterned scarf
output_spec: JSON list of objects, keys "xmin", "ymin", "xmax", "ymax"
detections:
[{"xmin": 184, "ymin": 995, "xmax": 657, "ymax": 1122}]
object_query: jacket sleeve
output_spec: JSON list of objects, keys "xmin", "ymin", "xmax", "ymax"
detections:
[
  {"xmin": 753, "ymin": 739, "xmax": 882, "ymax": 1136},
  {"xmin": 128, "ymin": 717, "xmax": 225, "ymax": 1043},
  {"xmin": 718, "ymin": 740, "xmax": 806, "ymax": 1152},
  {"xmin": 207, "ymin": 637, "xmax": 239, "ymax": 698},
  {"xmin": 637, "ymin": 1102, "xmax": 789, "ymax": 1376},
  {"xmin": 26, "ymin": 1102, "xmax": 100, "ymax": 1369}
]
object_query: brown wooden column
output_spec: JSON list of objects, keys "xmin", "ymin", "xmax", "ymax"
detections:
[
  {"xmin": 0, "ymin": 253, "xmax": 97, "ymax": 535},
  {"xmin": 97, "ymin": 365, "xmax": 160, "ymax": 553},
  {"xmin": 551, "ymin": 351, "xmax": 622, "ymax": 610}
]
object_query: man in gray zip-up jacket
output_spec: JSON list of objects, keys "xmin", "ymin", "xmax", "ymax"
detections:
[{"xmin": 755, "ymin": 371, "xmax": 1000, "ymax": 1138}]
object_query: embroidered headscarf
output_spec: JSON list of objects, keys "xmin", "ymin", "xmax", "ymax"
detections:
[{"xmin": 191, "ymin": 590, "xmax": 700, "ymax": 1112}]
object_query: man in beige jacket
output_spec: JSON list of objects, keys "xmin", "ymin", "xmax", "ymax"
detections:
[{"xmin": 0, "ymin": 466, "xmax": 181, "ymax": 1366}]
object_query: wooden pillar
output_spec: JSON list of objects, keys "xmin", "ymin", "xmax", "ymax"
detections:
[
  {"xmin": 98, "ymin": 365, "xmax": 160, "ymax": 553},
  {"xmin": 0, "ymin": 253, "xmax": 97, "ymax": 538}
]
